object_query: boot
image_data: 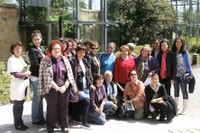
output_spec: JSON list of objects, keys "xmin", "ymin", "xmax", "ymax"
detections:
[
  {"xmin": 174, "ymin": 97, "xmax": 179, "ymax": 111},
  {"xmin": 181, "ymin": 99, "xmax": 188, "ymax": 115}
]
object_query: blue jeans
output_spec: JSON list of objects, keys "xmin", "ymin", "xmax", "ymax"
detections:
[
  {"xmin": 78, "ymin": 88, "xmax": 90, "ymax": 100},
  {"xmin": 174, "ymin": 77, "xmax": 188, "ymax": 99},
  {"xmin": 87, "ymin": 101, "xmax": 114, "ymax": 125},
  {"xmin": 13, "ymin": 100, "xmax": 25, "ymax": 127},
  {"xmin": 31, "ymin": 80, "xmax": 45, "ymax": 122}
]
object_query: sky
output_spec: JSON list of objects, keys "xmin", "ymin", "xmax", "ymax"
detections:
[{"xmin": 82, "ymin": 0, "xmax": 101, "ymax": 10}]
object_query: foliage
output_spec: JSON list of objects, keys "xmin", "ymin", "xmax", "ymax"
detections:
[
  {"xmin": 108, "ymin": 0, "xmax": 175, "ymax": 44},
  {"xmin": 0, "ymin": 61, "xmax": 11, "ymax": 105}
]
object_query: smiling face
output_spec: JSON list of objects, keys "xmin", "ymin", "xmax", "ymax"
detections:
[
  {"xmin": 151, "ymin": 74, "xmax": 159, "ymax": 85},
  {"xmin": 51, "ymin": 44, "xmax": 62, "ymax": 58},
  {"xmin": 32, "ymin": 35, "xmax": 42, "ymax": 48},
  {"xmin": 13, "ymin": 45, "xmax": 23, "ymax": 58},
  {"xmin": 91, "ymin": 46, "xmax": 99, "ymax": 55},
  {"xmin": 129, "ymin": 70, "xmax": 138, "ymax": 82},
  {"xmin": 175, "ymin": 39, "xmax": 183, "ymax": 50},
  {"xmin": 153, "ymin": 40, "xmax": 160, "ymax": 51},
  {"xmin": 161, "ymin": 42, "xmax": 169, "ymax": 52}
]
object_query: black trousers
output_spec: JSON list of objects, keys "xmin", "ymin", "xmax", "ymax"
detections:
[
  {"xmin": 13, "ymin": 100, "xmax": 25, "ymax": 127},
  {"xmin": 160, "ymin": 77, "xmax": 171, "ymax": 95},
  {"xmin": 45, "ymin": 88, "xmax": 69, "ymax": 129},
  {"xmin": 152, "ymin": 102, "xmax": 168, "ymax": 120}
]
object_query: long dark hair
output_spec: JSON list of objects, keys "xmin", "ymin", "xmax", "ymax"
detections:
[
  {"xmin": 159, "ymin": 38, "xmax": 170, "ymax": 54},
  {"xmin": 172, "ymin": 38, "xmax": 186, "ymax": 54}
]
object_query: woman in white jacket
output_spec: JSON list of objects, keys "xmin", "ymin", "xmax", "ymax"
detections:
[{"xmin": 7, "ymin": 41, "xmax": 31, "ymax": 131}]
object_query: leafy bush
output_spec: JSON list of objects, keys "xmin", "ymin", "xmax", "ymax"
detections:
[
  {"xmin": 0, "ymin": 61, "xmax": 11, "ymax": 105},
  {"xmin": 190, "ymin": 45, "xmax": 200, "ymax": 54}
]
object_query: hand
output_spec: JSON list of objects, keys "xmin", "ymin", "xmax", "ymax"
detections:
[
  {"xmin": 25, "ymin": 71, "xmax": 31, "ymax": 77},
  {"xmin": 170, "ymin": 80, "xmax": 174, "ymax": 85},
  {"xmin": 148, "ymin": 72, "xmax": 153, "ymax": 77},
  {"xmin": 151, "ymin": 99, "xmax": 157, "ymax": 103},
  {"xmin": 189, "ymin": 75, "xmax": 194, "ymax": 79},
  {"xmin": 90, "ymin": 84, "xmax": 96, "ymax": 91},
  {"xmin": 100, "ymin": 112, "xmax": 106, "ymax": 118},
  {"xmin": 59, "ymin": 86, "xmax": 67, "ymax": 94},
  {"xmin": 113, "ymin": 104, "xmax": 118, "ymax": 111},
  {"xmin": 99, "ymin": 105, "xmax": 104, "ymax": 112},
  {"xmin": 65, "ymin": 80, "xmax": 70, "ymax": 88}
]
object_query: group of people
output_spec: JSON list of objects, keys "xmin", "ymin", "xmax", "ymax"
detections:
[{"xmin": 7, "ymin": 29, "xmax": 194, "ymax": 133}]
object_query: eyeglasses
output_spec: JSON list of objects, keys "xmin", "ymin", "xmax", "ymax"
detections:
[
  {"xmin": 91, "ymin": 48, "xmax": 98, "ymax": 50},
  {"xmin": 130, "ymin": 73, "xmax": 137, "ymax": 76}
]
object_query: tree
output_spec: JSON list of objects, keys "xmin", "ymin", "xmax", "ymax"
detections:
[{"xmin": 108, "ymin": 0, "xmax": 175, "ymax": 44}]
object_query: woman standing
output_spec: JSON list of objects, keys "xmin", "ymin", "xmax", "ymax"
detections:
[
  {"xmin": 7, "ymin": 41, "xmax": 31, "ymax": 130},
  {"xmin": 38, "ymin": 40, "xmax": 77, "ymax": 133},
  {"xmin": 114, "ymin": 45, "xmax": 136, "ymax": 98},
  {"xmin": 157, "ymin": 39, "xmax": 176, "ymax": 95},
  {"xmin": 172, "ymin": 38, "xmax": 193, "ymax": 114},
  {"xmin": 151, "ymin": 38, "xmax": 161, "ymax": 58},
  {"xmin": 98, "ymin": 42, "xmax": 116, "ymax": 75},
  {"xmin": 122, "ymin": 70, "xmax": 146, "ymax": 120},
  {"xmin": 85, "ymin": 41, "xmax": 101, "ymax": 78},
  {"xmin": 28, "ymin": 30, "xmax": 46, "ymax": 125},
  {"xmin": 135, "ymin": 44, "xmax": 160, "ymax": 82}
]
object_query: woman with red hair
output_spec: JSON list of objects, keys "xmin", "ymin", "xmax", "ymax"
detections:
[{"xmin": 38, "ymin": 40, "xmax": 77, "ymax": 133}]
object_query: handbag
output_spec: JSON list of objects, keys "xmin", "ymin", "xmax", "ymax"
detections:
[
  {"xmin": 118, "ymin": 103, "xmax": 135, "ymax": 118},
  {"xmin": 188, "ymin": 76, "xmax": 196, "ymax": 93}
]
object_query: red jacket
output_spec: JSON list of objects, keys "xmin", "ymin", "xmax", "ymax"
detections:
[{"xmin": 114, "ymin": 56, "xmax": 136, "ymax": 84}]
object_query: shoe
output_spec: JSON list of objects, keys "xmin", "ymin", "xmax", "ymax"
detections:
[
  {"xmin": 23, "ymin": 124, "xmax": 29, "ymax": 130},
  {"xmin": 15, "ymin": 125, "xmax": 27, "ymax": 131},
  {"xmin": 61, "ymin": 128, "xmax": 69, "ymax": 133},
  {"xmin": 82, "ymin": 123, "xmax": 90, "ymax": 128},
  {"xmin": 33, "ymin": 120, "xmax": 46, "ymax": 125},
  {"xmin": 54, "ymin": 122, "xmax": 60, "ymax": 128},
  {"xmin": 73, "ymin": 117, "xmax": 82, "ymax": 123},
  {"xmin": 47, "ymin": 128, "xmax": 54, "ymax": 133}
]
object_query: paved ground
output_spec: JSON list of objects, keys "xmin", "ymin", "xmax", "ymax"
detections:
[{"xmin": 0, "ymin": 67, "xmax": 200, "ymax": 133}]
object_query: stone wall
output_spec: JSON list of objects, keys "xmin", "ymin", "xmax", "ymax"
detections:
[{"xmin": 0, "ymin": 4, "xmax": 19, "ymax": 61}]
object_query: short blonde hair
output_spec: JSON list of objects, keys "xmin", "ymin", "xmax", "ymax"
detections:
[
  {"xmin": 104, "ymin": 70, "xmax": 113, "ymax": 79},
  {"xmin": 120, "ymin": 45, "xmax": 130, "ymax": 52},
  {"xmin": 140, "ymin": 44, "xmax": 152, "ymax": 56}
]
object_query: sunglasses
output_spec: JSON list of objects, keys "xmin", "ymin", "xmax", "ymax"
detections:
[
  {"xmin": 91, "ymin": 47, "xmax": 98, "ymax": 50},
  {"xmin": 130, "ymin": 73, "xmax": 137, "ymax": 76}
]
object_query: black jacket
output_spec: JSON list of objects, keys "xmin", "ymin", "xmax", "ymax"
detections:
[
  {"xmin": 70, "ymin": 56, "xmax": 93, "ymax": 91},
  {"xmin": 28, "ymin": 45, "xmax": 45, "ymax": 77},
  {"xmin": 163, "ymin": 95, "xmax": 177, "ymax": 119},
  {"xmin": 84, "ymin": 53, "xmax": 100, "ymax": 79},
  {"xmin": 157, "ymin": 52, "xmax": 177, "ymax": 80}
]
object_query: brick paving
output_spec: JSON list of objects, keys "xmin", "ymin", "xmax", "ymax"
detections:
[{"xmin": 0, "ymin": 67, "xmax": 200, "ymax": 133}]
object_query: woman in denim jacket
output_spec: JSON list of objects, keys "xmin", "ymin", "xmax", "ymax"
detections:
[{"xmin": 172, "ymin": 38, "xmax": 194, "ymax": 114}]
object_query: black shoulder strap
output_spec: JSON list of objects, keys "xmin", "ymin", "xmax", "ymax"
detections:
[{"xmin": 104, "ymin": 81, "xmax": 115, "ymax": 94}]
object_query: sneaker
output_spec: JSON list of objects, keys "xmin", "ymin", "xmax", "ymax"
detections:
[{"xmin": 61, "ymin": 128, "xmax": 69, "ymax": 133}]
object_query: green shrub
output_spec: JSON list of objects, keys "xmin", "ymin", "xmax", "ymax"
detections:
[
  {"xmin": 0, "ymin": 61, "xmax": 11, "ymax": 105},
  {"xmin": 190, "ymin": 45, "xmax": 200, "ymax": 54}
]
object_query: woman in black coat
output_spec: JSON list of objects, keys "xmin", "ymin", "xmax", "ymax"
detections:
[
  {"xmin": 28, "ymin": 30, "xmax": 46, "ymax": 125},
  {"xmin": 157, "ymin": 39, "xmax": 176, "ymax": 95},
  {"xmin": 145, "ymin": 73, "xmax": 176, "ymax": 121}
]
